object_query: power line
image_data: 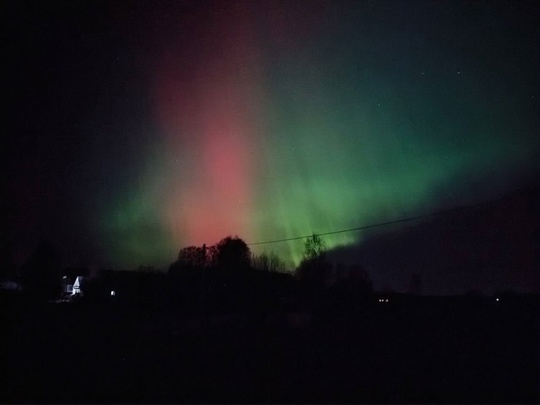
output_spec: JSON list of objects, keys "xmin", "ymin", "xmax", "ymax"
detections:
[{"xmin": 247, "ymin": 196, "xmax": 507, "ymax": 246}]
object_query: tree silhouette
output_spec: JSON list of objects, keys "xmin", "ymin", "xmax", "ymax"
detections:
[
  {"xmin": 167, "ymin": 237, "xmax": 254, "ymax": 313},
  {"xmin": 214, "ymin": 236, "xmax": 251, "ymax": 271},
  {"xmin": 252, "ymin": 252, "xmax": 287, "ymax": 273},
  {"xmin": 20, "ymin": 239, "xmax": 62, "ymax": 299},
  {"xmin": 303, "ymin": 233, "xmax": 326, "ymax": 261},
  {"xmin": 168, "ymin": 243, "xmax": 217, "ymax": 275},
  {"xmin": 296, "ymin": 234, "xmax": 330, "ymax": 289}
]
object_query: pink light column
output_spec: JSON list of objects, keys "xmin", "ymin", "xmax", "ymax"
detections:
[{"xmin": 152, "ymin": 3, "xmax": 264, "ymax": 247}]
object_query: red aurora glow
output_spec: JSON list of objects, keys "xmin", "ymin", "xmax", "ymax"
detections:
[{"xmin": 152, "ymin": 3, "xmax": 264, "ymax": 246}]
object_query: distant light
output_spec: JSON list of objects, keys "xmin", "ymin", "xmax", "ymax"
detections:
[
  {"xmin": 495, "ymin": 298, "xmax": 499, "ymax": 302},
  {"xmin": 385, "ymin": 299, "xmax": 389, "ymax": 303},
  {"xmin": 63, "ymin": 276, "xmax": 67, "ymax": 279},
  {"xmin": 111, "ymin": 290, "xmax": 116, "ymax": 296}
]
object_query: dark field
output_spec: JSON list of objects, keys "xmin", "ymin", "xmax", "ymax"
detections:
[{"xmin": 2, "ymin": 293, "xmax": 539, "ymax": 403}]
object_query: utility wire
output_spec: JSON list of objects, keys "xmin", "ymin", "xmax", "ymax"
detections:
[{"xmin": 247, "ymin": 195, "xmax": 507, "ymax": 246}]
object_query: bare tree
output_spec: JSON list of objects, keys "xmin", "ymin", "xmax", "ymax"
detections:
[
  {"xmin": 296, "ymin": 234, "xmax": 330, "ymax": 288},
  {"xmin": 302, "ymin": 233, "xmax": 326, "ymax": 262},
  {"xmin": 252, "ymin": 252, "xmax": 287, "ymax": 273}
]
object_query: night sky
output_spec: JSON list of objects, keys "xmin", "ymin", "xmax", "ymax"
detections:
[{"xmin": 4, "ymin": 0, "xmax": 540, "ymax": 294}]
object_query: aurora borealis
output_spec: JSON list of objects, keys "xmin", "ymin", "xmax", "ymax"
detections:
[{"xmin": 4, "ymin": 0, "xmax": 540, "ymax": 291}]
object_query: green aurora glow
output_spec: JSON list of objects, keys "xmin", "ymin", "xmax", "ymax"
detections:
[{"xmin": 96, "ymin": 1, "xmax": 538, "ymax": 269}]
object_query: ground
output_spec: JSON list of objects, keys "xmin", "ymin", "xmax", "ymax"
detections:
[{"xmin": 1, "ymin": 293, "xmax": 538, "ymax": 403}]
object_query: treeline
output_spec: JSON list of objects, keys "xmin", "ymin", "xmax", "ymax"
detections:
[
  {"xmin": 163, "ymin": 234, "xmax": 374, "ymax": 317},
  {"xmin": 5, "ymin": 235, "xmax": 375, "ymax": 319}
]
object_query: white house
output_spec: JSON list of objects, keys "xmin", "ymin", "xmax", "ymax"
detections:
[
  {"xmin": 61, "ymin": 267, "xmax": 97, "ymax": 299},
  {"xmin": 72, "ymin": 276, "xmax": 84, "ymax": 296}
]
